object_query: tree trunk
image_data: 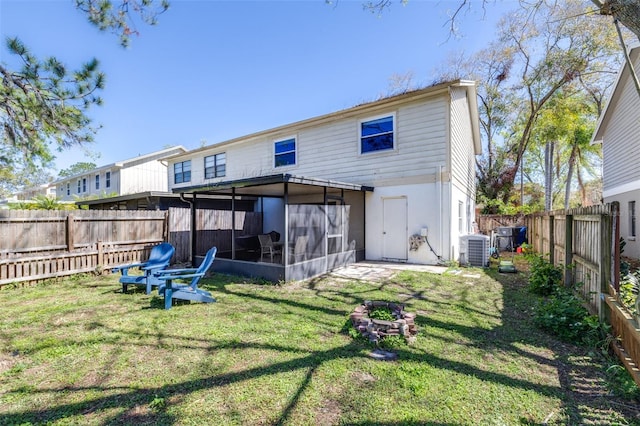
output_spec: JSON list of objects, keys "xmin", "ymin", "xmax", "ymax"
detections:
[
  {"xmin": 545, "ymin": 141, "xmax": 555, "ymax": 211},
  {"xmin": 565, "ymin": 144, "xmax": 579, "ymax": 209}
]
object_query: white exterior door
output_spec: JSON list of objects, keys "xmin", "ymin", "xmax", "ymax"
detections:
[{"xmin": 382, "ymin": 197, "xmax": 407, "ymax": 261}]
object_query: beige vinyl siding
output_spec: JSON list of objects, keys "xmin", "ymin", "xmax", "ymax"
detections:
[
  {"xmin": 300, "ymin": 97, "xmax": 449, "ymax": 186},
  {"xmin": 171, "ymin": 95, "xmax": 450, "ymax": 190},
  {"xmin": 602, "ymin": 63, "xmax": 640, "ymax": 192},
  {"xmin": 449, "ymin": 86, "xmax": 476, "ymax": 196}
]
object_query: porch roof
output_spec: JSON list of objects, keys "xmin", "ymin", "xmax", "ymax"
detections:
[{"xmin": 172, "ymin": 173, "xmax": 374, "ymax": 198}]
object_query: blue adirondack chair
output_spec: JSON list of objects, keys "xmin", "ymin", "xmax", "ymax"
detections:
[
  {"xmin": 112, "ymin": 242, "xmax": 175, "ymax": 294},
  {"xmin": 156, "ymin": 246, "xmax": 217, "ymax": 310}
]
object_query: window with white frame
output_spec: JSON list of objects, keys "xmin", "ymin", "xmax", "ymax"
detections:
[
  {"xmin": 95, "ymin": 174, "xmax": 100, "ymax": 190},
  {"xmin": 77, "ymin": 180, "xmax": 81, "ymax": 194},
  {"xmin": 66, "ymin": 183, "xmax": 70, "ymax": 196},
  {"xmin": 458, "ymin": 201, "xmax": 464, "ymax": 233},
  {"xmin": 174, "ymin": 161, "xmax": 191, "ymax": 184},
  {"xmin": 105, "ymin": 171, "xmax": 111, "ymax": 188},
  {"xmin": 274, "ymin": 137, "xmax": 296, "ymax": 167},
  {"xmin": 360, "ymin": 115, "xmax": 394, "ymax": 154},
  {"xmin": 82, "ymin": 178, "xmax": 87, "ymax": 193},
  {"xmin": 205, "ymin": 153, "xmax": 226, "ymax": 178},
  {"xmin": 630, "ymin": 201, "xmax": 636, "ymax": 238}
]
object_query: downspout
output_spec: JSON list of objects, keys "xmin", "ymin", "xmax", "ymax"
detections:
[
  {"xmin": 284, "ymin": 182, "xmax": 289, "ymax": 268},
  {"xmin": 232, "ymin": 188, "xmax": 236, "ymax": 260},
  {"xmin": 191, "ymin": 193, "xmax": 197, "ymax": 266},
  {"xmin": 438, "ymin": 165, "xmax": 444, "ymax": 261}
]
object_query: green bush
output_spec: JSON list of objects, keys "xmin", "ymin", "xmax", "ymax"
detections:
[
  {"xmin": 528, "ymin": 255, "xmax": 563, "ymax": 296},
  {"xmin": 533, "ymin": 286, "xmax": 603, "ymax": 345}
]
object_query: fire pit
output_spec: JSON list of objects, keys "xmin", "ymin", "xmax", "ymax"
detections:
[{"xmin": 350, "ymin": 301, "xmax": 417, "ymax": 345}]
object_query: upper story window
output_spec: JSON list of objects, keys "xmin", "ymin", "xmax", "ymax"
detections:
[
  {"xmin": 95, "ymin": 174, "xmax": 100, "ymax": 190},
  {"xmin": 360, "ymin": 115, "xmax": 394, "ymax": 154},
  {"xmin": 205, "ymin": 153, "xmax": 226, "ymax": 179},
  {"xmin": 105, "ymin": 171, "xmax": 111, "ymax": 188},
  {"xmin": 77, "ymin": 180, "xmax": 81, "ymax": 194},
  {"xmin": 274, "ymin": 137, "xmax": 296, "ymax": 167},
  {"xmin": 82, "ymin": 178, "xmax": 87, "ymax": 193},
  {"xmin": 174, "ymin": 161, "xmax": 191, "ymax": 184},
  {"xmin": 66, "ymin": 183, "xmax": 70, "ymax": 196}
]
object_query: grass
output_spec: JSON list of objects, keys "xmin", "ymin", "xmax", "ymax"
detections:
[{"xmin": 0, "ymin": 257, "xmax": 639, "ymax": 425}]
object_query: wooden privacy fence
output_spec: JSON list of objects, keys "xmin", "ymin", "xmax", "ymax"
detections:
[
  {"xmin": 168, "ymin": 207, "xmax": 263, "ymax": 262},
  {"xmin": 476, "ymin": 214, "xmax": 525, "ymax": 235},
  {"xmin": 525, "ymin": 203, "xmax": 640, "ymax": 386},
  {"xmin": 0, "ymin": 210, "xmax": 167, "ymax": 287}
]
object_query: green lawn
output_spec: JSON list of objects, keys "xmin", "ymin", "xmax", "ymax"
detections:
[{"xmin": 0, "ymin": 259, "xmax": 638, "ymax": 425}]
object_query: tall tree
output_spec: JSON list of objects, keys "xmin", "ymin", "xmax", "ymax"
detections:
[
  {"xmin": 438, "ymin": 0, "xmax": 622, "ymax": 212},
  {"xmin": 1, "ymin": 1, "xmax": 167, "ymax": 195}
]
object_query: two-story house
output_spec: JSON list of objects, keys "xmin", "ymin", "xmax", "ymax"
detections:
[
  {"xmin": 54, "ymin": 146, "xmax": 186, "ymax": 203},
  {"xmin": 592, "ymin": 46, "xmax": 640, "ymax": 258},
  {"xmin": 167, "ymin": 80, "xmax": 481, "ymax": 281}
]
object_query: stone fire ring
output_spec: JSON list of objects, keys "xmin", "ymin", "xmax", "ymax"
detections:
[{"xmin": 350, "ymin": 300, "xmax": 417, "ymax": 345}]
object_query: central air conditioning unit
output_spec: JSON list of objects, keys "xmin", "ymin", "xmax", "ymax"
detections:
[{"xmin": 459, "ymin": 234, "xmax": 490, "ymax": 267}]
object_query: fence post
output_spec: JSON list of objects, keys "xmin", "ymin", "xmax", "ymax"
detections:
[
  {"xmin": 600, "ymin": 208, "xmax": 613, "ymax": 321},
  {"xmin": 549, "ymin": 214, "xmax": 555, "ymax": 265},
  {"xmin": 611, "ymin": 202, "xmax": 621, "ymax": 293},
  {"xmin": 564, "ymin": 213, "xmax": 573, "ymax": 287},
  {"xmin": 97, "ymin": 240, "xmax": 104, "ymax": 274},
  {"xmin": 66, "ymin": 214, "xmax": 75, "ymax": 252}
]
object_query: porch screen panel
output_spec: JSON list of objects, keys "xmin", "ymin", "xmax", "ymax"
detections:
[
  {"xmin": 288, "ymin": 204, "xmax": 325, "ymax": 264},
  {"xmin": 327, "ymin": 205, "xmax": 350, "ymax": 254}
]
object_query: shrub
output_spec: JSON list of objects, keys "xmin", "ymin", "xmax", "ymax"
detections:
[
  {"xmin": 619, "ymin": 273, "xmax": 639, "ymax": 315},
  {"xmin": 533, "ymin": 286, "xmax": 604, "ymax": 345},
  {"xmin": 528, "ymin": 255, "xmax": 563, "ymax": 296}
]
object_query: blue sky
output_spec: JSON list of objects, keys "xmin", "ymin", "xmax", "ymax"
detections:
[{"xmin": 1, "ymin": 0, "xmax": 515, "ymax": 175}]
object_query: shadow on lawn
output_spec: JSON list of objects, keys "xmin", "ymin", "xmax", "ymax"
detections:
[{"xmin": 2, "ymin": 263, "xmax": 638, "ymax": 425}]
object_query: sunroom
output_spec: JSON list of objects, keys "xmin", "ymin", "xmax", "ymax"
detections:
[{"xmin": 174, "ymin": 173, "xmax": 373, "ymax": 282}]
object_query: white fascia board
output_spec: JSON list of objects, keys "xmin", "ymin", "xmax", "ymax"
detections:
[{"xmin": 603, "ymin": 178, "xmax": 640, "ymax": 199}]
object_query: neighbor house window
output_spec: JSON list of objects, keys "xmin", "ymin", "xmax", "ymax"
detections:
[
  {"xmin": 360, "ymin": 115, "xmax": 394, "ymax": 154},
  {"xmin": 205, "ymin": 153, "xmax": 226, "ymax": 178},
  {"xmin": 630, "ymin": 201, "xmax": 636, "ymax": 238},
  {"xmin": 458, "ymin": 201, "xmax": 464, "ymax": 233},
  {"xmin": 174, "ymin": 161, "xmax": 191, "ymax": 184},
  {"xmin": 66, "ymin": 183, "xmax": 70, "ymax": 196},
  {"xmin": 274, "ymin": 137, "xmax": 296, "ymax": 167},
  {"xmin": 95, "ymin": 174, "xmax": 100, "ymax": 190},
  {"xmin": 77, "ymin": 180, "xmax": 81, "ymax": 194},
  {"xmin": 82, "ymin": 178, "xmax": 87, "ymax": 193},
  {"xmin": 105, "ymin": 171, "xmax": 111, "ymax": 188}
]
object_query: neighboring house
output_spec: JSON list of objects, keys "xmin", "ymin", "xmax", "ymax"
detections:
[
  {"xmin": 53, "ymin": 146, "xmax": 186, "ymax": 202},
  {"xmin": 13, "ymin": 183, "xmax": 57, "ymax": 201},
  {"xmin": 166, "ymin": 80, "xmax": 482, "ymax": 279},
  {"xmin": 592, "ymin": 46, "xmax": 640, "ymax": 258}
]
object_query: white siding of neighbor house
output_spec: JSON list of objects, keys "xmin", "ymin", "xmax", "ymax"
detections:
[
  {"xmin": 56, "ymin": 169, "xmax": 120, "ymax": 201},
  {"xmin": 170, "ymin": 94, "xmax": 449, "ymax": 191},
  {"xmin": 601, "ymin": 53, "xmax": 640, "ymax": 195},
  {"xmin": 119, "ymin": 160, "xmax": 169, "ymax": 195}
]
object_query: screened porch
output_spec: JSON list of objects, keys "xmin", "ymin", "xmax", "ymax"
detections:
[{"xmin": 175, "ymin": 174, "xmax": 372, "ymax": 282}]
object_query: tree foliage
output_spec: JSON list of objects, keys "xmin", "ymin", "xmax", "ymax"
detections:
[
  {"xmin": 58, "ymin": 162, "xmax": 99, "ymax": 178},
  {"xmin": 75, "ymin": 0, "xmax": 169, "ymax": 47},
  {"xmin": 1, "ymin": 1, "xmax": 167, "ymax": 197},
  {"xmin": 437, "ymin": 0, "xmax": 624, "ymax": 213},
  {"xmin": 1, "ymin": 37, "xmax": 104, "ymax": 166}
]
